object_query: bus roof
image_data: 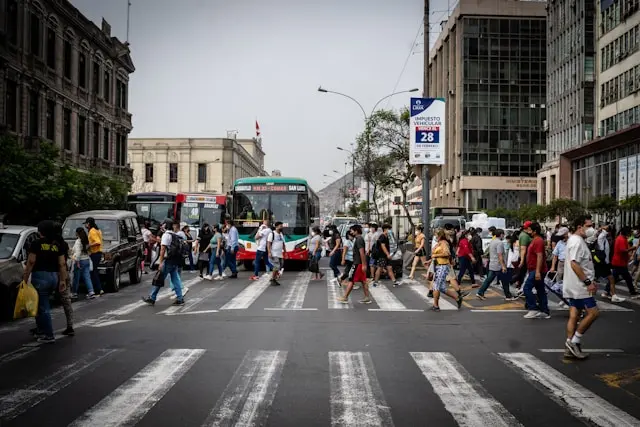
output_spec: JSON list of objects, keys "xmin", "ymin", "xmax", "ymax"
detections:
[{"xmin": 234, "ymin": 176, "xmax": 308, "ymax": 185}]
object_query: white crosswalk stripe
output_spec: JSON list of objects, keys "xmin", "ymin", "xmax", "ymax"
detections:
[
  {"xmin": 3, "ymin": 347, "xmax": 640, "ymax": 425},
  {"xmin": 327, "ymin": 273, "xmax": 353, "ymax": 309},
  {"xmin": 406, "ymin": 281, "xmax": 458, "ymax": 310},
  {"xmin": 220, "ymin": 275, "xmax": 271, "ymax": 310},
  {"xmin": 368, "ymin": 283, "xmax": 421, "ymax": 311},
  {"xmin": 499, "ymin": 352, "xmax": 640, "ymax": 426},
  {"xmin": 267, "ymin": 271, "xmax": 312, "ymax": 310}
]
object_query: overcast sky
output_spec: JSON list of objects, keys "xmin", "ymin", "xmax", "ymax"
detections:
[{"xmin": 71, "ymin": 0, "xmax": 452, "ymax": 191}]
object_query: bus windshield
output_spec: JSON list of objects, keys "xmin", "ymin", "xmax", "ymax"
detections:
[
  {"xmin": 130, "ymin": 202, "xmax": 175, "ymax": 229},
  {"xmin": 180, "ymin": 202, "xmax": 225, "ymax": 228},
  {"xmin": 233, "ymin": 192, "xmax": 308, "ymax": 235}
]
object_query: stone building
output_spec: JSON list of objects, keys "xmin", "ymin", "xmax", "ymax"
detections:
[
  {"xmin": 1, "ymin": 0, "xmax": 135, "ymax": 179},
  {"xmin": 128, "ymin": 137, "xmax": 266, "ymax": 194}
]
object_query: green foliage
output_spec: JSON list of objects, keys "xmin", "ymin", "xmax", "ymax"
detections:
[
  {"xmin": 588, "ymin": 196, "xmax": 619, "ymax": 223},
  {"xmin": 517, "ymin": 204, "xmax": 550, "ymax": 222},
  {"xmin": 0, "ymin": 136, "xmax": 131, "ymax": 225},
  {"xmin": 546, "ymin": 198, "xmax": 585, "ymax": 222},
  {"xmin": 620, "ymin": 194, "xmax": 640, "ymax": 212}
]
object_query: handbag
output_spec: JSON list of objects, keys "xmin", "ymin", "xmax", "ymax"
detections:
[
  {"xmin": 309, "ymin": 257, "xmax": 319, "ymax": 273},
  {"xmin": 152, "ymin": 270, "xmax": 165, "ymax": 287}
]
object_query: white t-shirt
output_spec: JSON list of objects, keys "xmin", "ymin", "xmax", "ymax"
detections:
[
  {"xmin": 161, "ymin": 230, "xmax": 175, "ymax": 247},
  {"xmin": 268, "ymin": 230, "xmax": 285, "ymax": 258},
  {"xmin": 142, "ymin": 227, "xmax": 152, "ymax": 243},
  {"xmin": 256, "ymin": 225, "xmax": 270, "ymax": 252},
  {"xmin": 563, "ymin": 234, "xmax": 594, "ymax": 300}
]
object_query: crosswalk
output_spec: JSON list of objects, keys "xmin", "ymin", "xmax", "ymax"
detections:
[{"xmin": 1, "ymin": 347, "xmax": 638, "ymax": 426}]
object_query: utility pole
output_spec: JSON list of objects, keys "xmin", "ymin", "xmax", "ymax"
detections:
[{"xmin": 421, "ymin": 0, "xmax": 431, "ymax": 256}]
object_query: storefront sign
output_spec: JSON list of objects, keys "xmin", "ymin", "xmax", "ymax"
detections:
[
  {"xmin": 628, "ymin": 155, "xmax": 638, "ymax": 197},
  {"xmin": 409, "ymin": 98, "xmax": 446, "ymax": 165},
  {"xmin": 619, "ymin": 157, "xmax": 628, "ymax": 201}
]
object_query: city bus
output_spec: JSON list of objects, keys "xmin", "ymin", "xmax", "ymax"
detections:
[
  {"xmin": 430, "ymin": 206, "xmax": 467, "ymax": 220},
  {"xmin": 127, "ymin": 192, "xmax": 228, "ymax": 232},
  {"xmin": 231, "ymin": 177, "xmax": 319, "ymax": 270}
]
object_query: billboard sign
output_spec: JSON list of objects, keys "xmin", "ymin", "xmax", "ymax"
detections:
[
  {"xmin": 409, "ymin": 98, "xmax": 446, "ymax": 165},
  {"xmin": 628, "ymin": 155, "xmax": 637, "ymax": 197},
  {"xmin": 619, "ymin": 157, "xmax": 628, "ymax": 201}
]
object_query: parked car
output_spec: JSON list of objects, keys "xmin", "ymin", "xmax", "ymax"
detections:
[
  {"xmin": 0, "ymin": 225, "xmax": 39, "ymax": 321},
  {"xmin": 62, "ymin": 210, "xmax": 144, "ymax": 292}
]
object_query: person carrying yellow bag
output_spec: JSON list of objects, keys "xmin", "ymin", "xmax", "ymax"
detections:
[
  {"xmin": 13, "ymin": 280, "xmax": 38, "ymax": 319},
  {"xmin": 21, "ymin": 220, "xmax": 68, "ymax": 344}
]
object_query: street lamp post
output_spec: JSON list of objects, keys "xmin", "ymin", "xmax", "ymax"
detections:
[{"xmin": 318, "ymin": 87, "xmax": 419, "ymax": 221}]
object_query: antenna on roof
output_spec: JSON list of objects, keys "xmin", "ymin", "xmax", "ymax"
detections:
[{"xmin": 126, "ymin": 0, "xmax": 131, "ymax": 44}]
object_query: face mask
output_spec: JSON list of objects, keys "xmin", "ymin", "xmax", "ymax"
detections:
[
  {"xmin": 585, "ymin": 227, "xmax": 596, "ymax": 238},
  {"xmin": 415, "ymin": 231, "xmax": 420, "ymax": 236}
]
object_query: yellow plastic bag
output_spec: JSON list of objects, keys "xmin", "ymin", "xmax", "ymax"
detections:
[{"xmin": 13, "ymin": 281, "xmax": 39, "ymax": 320}]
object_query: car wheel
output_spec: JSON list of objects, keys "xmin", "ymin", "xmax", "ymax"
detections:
[
  {"xmin": 129, "ymin": 256, "xmax": 142, "ymax": 284},
  {"xmin": 110, "ymin": 262, "xmax": 121, "ymax": 292}
]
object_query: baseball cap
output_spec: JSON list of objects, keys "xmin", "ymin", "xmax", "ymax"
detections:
[
  {"xmin": 556, "ymin": 227, "xmax": 569, "ymax": 237},
  {"xmin": 523, "ymin": 220, "xmax": 532, "ymax": 229}
]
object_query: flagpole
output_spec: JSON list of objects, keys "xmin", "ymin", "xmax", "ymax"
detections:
[{"xmin": 126, "ymin": 0, "xmax": 131, "ymax": 43}]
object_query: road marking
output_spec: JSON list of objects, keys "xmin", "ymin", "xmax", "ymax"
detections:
[
  {"xmin": 264, "ymin": 308, "xmax": 318, "ymax": 311},
  {"xmin": 368, "ymin": 284, "xmax": 416, "ymax": 311},
  {"xmin": 0, "ymin": 347, "xmax": 40, "ymax": 367},
  {"xmin": 408, "ymin": 283, "xmax": 458, "ymax": 310},
  {"xmin": 539, "ymin": 349, "xmax": 624, "ymax": 353},
  {"xmin": 498, "ymin": 352, "xmax": 640, "ymax": 426},
  {"xmin": 91, "ymin": 319, "xmax": 132, "ymax": 327},
  {"xmin": 548, "ymin": 300, "xmax": 632, "ymax": 312},
  {"xmin": 327, "ymin": 274, "xmax": 352, "ymax": 309},
  {"xmin": 203, "ymin": 350, "xmax": 287, "ymax": 426},
  {"xmin": 329, "ymin": 351, "xmax": 393, "ymax": 426},
  {"xmin": 165, "ymin": 309, "xmax": 219, "ymax": 316},
  {"xmin": 158, "ymin": 287, "xmax": 220, "ymax": 315},
  {"xmin": 470, "ymin": 309, "xmax": 528, "ymax": 313},
  {"xmin": 411, "ymin": 352, "xmax": 521, "ymax": 426},
  {"xmin": 598, "ymin": 368, "xmax": 640, "ymax": 388},
  {"xmin": 69, "ymin": 349, "xmax": 204, "ymax": 427},
  {"xmin": 0, "ymin": 349, "xmax": 119, "ymax": 420},
  {"xmin": 272, "ymin": 271, "xmax": 311, "ymax": 309},
  {"xmin": 220, "ymin": 275, "xmax": 271, "ymax": 310}
]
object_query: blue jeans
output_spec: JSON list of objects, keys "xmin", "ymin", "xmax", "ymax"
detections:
[
  {"xmin": 523, "ymin": 270, "xmax": 549, "ymax": 314},
  {"xmin": 225, "ymin": 246, "xmax": 238, "ymax": 274},
  {"xmin": 254, "ymin": 249, "xmax": 272, "ymax": 276},
  {"xmin": 208, "ymin": 249, "xmax": 222, "ymax": 276},
  {"xmin": 31, "ymin": 271, "xmax": 58, "ymax": 338},
  {"xmin": 150, "ymin": 263, "xmax": 183, "ymax": 301},
  {"xmin": 457, "ymin": 256, "xmax": 475, "ymax": 284},
  {"xmin": 72, "ymin": 259, "xmax": 94, "ymax": 294},
  {"xmin": 477, "ymin": 269, "xmax": 512, "ymax": 298},
  {"xmin": 89, "ymin": 252, "xmax": 103, "ymax": 293},
  {"xmin": 329, "ymin": 251, "xmax": 341, "ymax": 278}
]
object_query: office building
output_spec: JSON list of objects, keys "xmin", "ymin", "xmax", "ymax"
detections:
[
  {"xmin": 426, "ymin": 0, "xmax": 547, "ymax": 211},
  {"xmin": 127, "ymin": 137, "xmax": 266, "ymax": 194},
  {"xmin": 538, "ymin": 0, "xmax": 597, "ymax": 204},
  {"xmin": 1, "ymin": 0, "xmax": 135, "ymax": 178}
]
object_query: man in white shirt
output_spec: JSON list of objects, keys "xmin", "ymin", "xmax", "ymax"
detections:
[
  {"xmin": 251, "ymin": 219, "xmax": 273, "ymax": 280},
  {"xmin": 563, "ymin": 215, "xmax": 599, "ymax": 360},
  {"xmin": 267, "ymin": 221, "xmax": 286, "ymax": 286},
  {"xmin": 142, "ymin": 220, "xmax": 185, "ymax": 306}
]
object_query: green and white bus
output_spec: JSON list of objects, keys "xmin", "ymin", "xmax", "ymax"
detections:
[{"xmin": 231, "ymin": 176, "xmax": 319, "ymax": 269}]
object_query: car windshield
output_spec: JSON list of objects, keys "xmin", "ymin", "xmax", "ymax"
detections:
[
  {"xmin": 62, "ymin": 219, "xmax": 119, "ymax": 241},
  {"xmin": 333, "ymin": 218, "xmax": 356, "ymax": 227},
  {"xmin": 431, "ymin": 218, "xmax": 464, "ymax": 229},
  {"xmin": 0, "ymin": 233, "xmax": 19, "ymax": 259}
]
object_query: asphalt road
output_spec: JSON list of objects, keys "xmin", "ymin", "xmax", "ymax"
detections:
[{"xmin": 2, "ymin": 261, "xmax": 640, "ymax": 426}]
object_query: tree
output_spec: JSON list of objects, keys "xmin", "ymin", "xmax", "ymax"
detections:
[
  {"xmin": 485, "ymin": 207, "xmax": 520, "ymax": 228},
  {"xmin": 517, "ymin": 204, "xmax": 549, "ymax": 223},
  {"xmin": 620, "ymin": 194, "xmax": 640, "ymax": 217},
  {"xmin": 588, "ymin": 195, "xmax": 619, "ymax": 224},
  {"xmin": 0, "ymin": 136, "xmax": 131, "ymax": 224},
  {"xmin": 354, "ymin": 108, "xmax": 417, "ymax": 227},
  {"xmin": 547, "ymin": 198, "xmax": 585, "ymax": 223}
]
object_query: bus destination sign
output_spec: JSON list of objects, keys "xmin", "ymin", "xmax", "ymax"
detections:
[{"xmin": 235, "ymin": 184, "xmax": 306, "ymax": 192}]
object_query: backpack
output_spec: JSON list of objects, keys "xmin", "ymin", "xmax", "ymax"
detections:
[{"xmin": 166, "ymin": 233, "xmax": 189, "ymax": 262}]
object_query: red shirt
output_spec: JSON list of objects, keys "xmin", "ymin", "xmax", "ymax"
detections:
[
  {"xmin": 457, "ymin": 238, "xmax": 473, "ymax": 258},
  {"xmin": 526, "ymin": 236, "xmax": 547, "ymax": 273},
  {"xmin": 611, "ymin": 235, "xmax": 630, "ymax": 268}
]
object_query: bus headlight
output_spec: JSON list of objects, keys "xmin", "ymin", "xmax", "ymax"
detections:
[{"xmin": 295, "ymin": 241, "xmax": 307, "ymax": 250}]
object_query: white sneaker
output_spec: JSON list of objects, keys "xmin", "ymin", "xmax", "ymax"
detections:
[
  {"xmin": 523, "ymin": 310, "xmax": 540, "ymax": 319},
  {"xmin": 221, "ymin": 273, "xmax": 227, "ymax": 278},
  {"xmin": 214, "ymin": 276, "xmax": 224, "ymax": 281},
  {"xmin": 204, "ymin": 275, "xmax": 212, "ymax": 280},
  {"xmin": 537, "ymin": 312, "xmax": 550, "ymax": 319},
  {"xmin": 279, "ymin": 268, "xmax": 284, "ymax": 275},
  {"xmin": 611, "ymin": 294, "xmax": 626, "ymax": 303}
]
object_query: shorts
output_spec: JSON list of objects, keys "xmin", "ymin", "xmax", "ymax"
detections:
[
  {"xmin": 416, "ymin": 247, "xmax": 427, "ymax": 257},
  {"xmin": 433, "ymin": 264, "xmax": 449, "ymax": 292},
  {"xmin": 567, "ymin": 297, "xmax": 597, "ymax": 310},
  {"xmin": 270, "ymin": 257, "xmax": 282, "ymax": 271},
  {"xmin": 368, "ymin": 256, "xmax": 376, "ymax": 266},
  {"xmin": 352, "ymin": 264, "xmax": 367, "ymax": 284},
  {"xmin": 376, "ymin": 258, "xmax": 388, "ymax": 268}
]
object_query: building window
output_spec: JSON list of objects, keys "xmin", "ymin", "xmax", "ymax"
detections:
[
  {"xmin": 169, "ymin": 163, "xmax": 178, "ymax": 183},
  {"xmin": 550, "ymin": 175, "xmax": 557, "ymax": 201},
  {"xmin": 103, "ymin": 70, "xmax": 111, "ymax": 103},
  {"xmin": 93, "ymin": 61, "xmax": 101, "ymax": 96},
  {"xmin": 116, "ymin": 79, "xmax": 128, "ymax": 109},
  {"xmin": 78, "ymin": 52, "xmax": 87, "ymax": 89},
  {"xmin": 198, "ymin": 164, "xmax": 207, "ymax": 183},
  {"xmin": 28, "ymin": 90, "xmax": 39, "ymax": 137},
  {"xmin": 46, "ymin": 99, "xmax": 55, "ymax": 140},
  {"xmin": 63, "ymin": 108, "xmax": 71, "ymax": 151},
  {"xmin": 46, "ymin": 27, "xmax": 56, "ymax": 69},
  {"xmin": 92, "ymin": 122, "xmax": 100, "ymax": 158},
  {"xmin": 120, "ymin": 135, "xmax": 127, "ymax": 166},
  {"xmin": 63, "ymin": 38, "xmax": 72, "ymax": 79},
  {"xmin": 5, "ymin": 80, "xmax": 18, "ymax": 132},
  {"xmin": 29, "ymin": 12, "xmax": 41, "ymax": 56},
  {"xmin": 103, "ymin": 127, "xmax": 110, "ymax": 160},
  {"xmin": 7, "ymin": 0, "xmax": 18, "ymax": 45},
  {"xmin": 78, "ymin": 116, "xmax": 86, "ymax": 155},
  {"xmin": 541, "ymin": 177, "xmax": 547, "ymax": 204},
  {"xmin": 145, "ymin": 163, "xmax": 154, "ymax": 182}
]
